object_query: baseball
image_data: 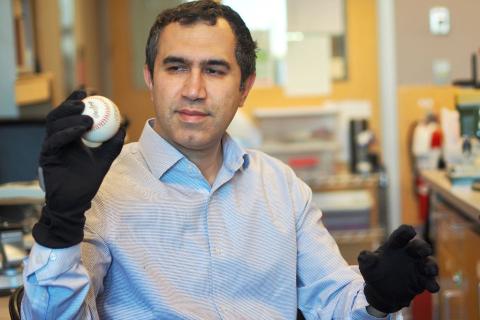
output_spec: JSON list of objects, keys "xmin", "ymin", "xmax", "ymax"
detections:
[{"xmin": 81, "ymin": 95, "xmax": 121, "ymax": 148}]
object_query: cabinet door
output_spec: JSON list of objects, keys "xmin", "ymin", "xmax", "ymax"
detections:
[
  {"xmin": 464, "ymin": 225, "xmax": 480, "ymax": 320},
  {"xmin": 436, "ymin": 215, "xmax": 467, "ymax": 320},
  {"xmin": 432, "ymin": 194, "xmax": 480, "ymax": 320},
  {"xmin": 433, "ymin": 203, "xmax": 468, "ymax": 319}
]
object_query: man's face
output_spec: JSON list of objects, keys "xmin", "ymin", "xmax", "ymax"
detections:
[{"xmin": 144, "ymin": 18, "xmax": 255, "ymax": 154}]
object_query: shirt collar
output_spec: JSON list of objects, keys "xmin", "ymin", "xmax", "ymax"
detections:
[
  {"xmin": 138, "ymin": 119, "xmax": 184, "ymax": 179},
  {"xmin": 138, "ymin": 119, "xmax": 250, "ymax": 180},
  {"xmin": 222, "ymin": 133, "xmax": 250, "ymax": 173}
]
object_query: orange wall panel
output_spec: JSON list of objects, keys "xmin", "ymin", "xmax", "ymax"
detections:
[{"xmin": 397, "ymin": 85, "xmax": 457, "ymax": 224}]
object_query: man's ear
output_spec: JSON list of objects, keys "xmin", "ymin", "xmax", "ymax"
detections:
[
  {"xmin": 239, "ymin": 73, "xmax": 256, "ymax": 108},
  {"xmin": 143, "ymin": 65, "xmax": 153, "ymax": 90}
]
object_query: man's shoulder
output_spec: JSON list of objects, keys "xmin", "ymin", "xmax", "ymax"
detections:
[
  {"xmin": 244, "ymin": 148, "xmax": 299, "ymax": 181},
  {"xmin": 102, "ymin": 142, "xmax": 144, "ymax": 185},
  {"xmin": 246, "ymin": 148, "xmax": 289, "ymax": 169},
  {"xmin": 110, "ymin": 141, "xmax": 142, "ymax": 168}
]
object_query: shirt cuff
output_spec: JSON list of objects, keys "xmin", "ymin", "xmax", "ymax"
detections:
[
  {"xmin": 366, "ymin": 305, "xmax": 388, "ymax": 318},
  {"xmin": 23, "ymin": 242, "xmax": 81, "ymax": 282},
  {"xmin": 357, "ymin": 307, "xmax": 402, "ymax": 320},
  {"xmin": 353, "ymin": 284, "xmax": 403, "ymax": 320}
]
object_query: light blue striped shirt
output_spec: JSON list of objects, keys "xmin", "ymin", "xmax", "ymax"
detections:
[{"xmin": 22, "ymin": 120, "xmax": 400, "ymax": 319}]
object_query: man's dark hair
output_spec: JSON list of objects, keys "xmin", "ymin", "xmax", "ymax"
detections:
[{"xmin": 145, "ymin": 0, "xmax": 257, "ymax": 90}]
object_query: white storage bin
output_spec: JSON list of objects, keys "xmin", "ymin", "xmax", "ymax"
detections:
[
  {"xmin": 254, "ymin": 107, "xmax": 340, "ymax": 182},
  {"xmin": 260, "ymin": 141, "xmax": 338, "ymax": 182},
  {"xmin": 253, "ymin": 107, "xmax": 339, "ymax": 143}
]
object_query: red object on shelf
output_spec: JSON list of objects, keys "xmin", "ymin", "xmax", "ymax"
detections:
[
  {"xmin": 416, "ymin": 175, "xmax": 430, "ymax": 223},
  {"xmin": 288, "ymin": 157, "xmax": 318, "ymax": 168},
  {"xmin": 430, "ymin": 128, "xmax": 442, "ymax": 148}
]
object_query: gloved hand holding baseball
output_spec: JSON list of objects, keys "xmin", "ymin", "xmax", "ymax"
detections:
[
  {"xmin": 32, "ymin": 91, "xmax": 125, "ymax": 248},
  {"xmin": 358, "ymin": 224, "xmax": 440, "ymax": 314}
]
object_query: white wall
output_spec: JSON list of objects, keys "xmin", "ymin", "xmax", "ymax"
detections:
[{"xmin": 0, "ymin": 0, "xmax": 18, "ymax": 118}]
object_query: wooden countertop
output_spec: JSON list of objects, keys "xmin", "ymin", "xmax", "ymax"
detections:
[{"xmin": 421, "ymin": 170, "xmax": 480, "ymax": 222}]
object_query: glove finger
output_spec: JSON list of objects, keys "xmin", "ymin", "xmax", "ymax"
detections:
[
  {"xmin": 425, "ymin": 277, "xmax": 440, "ymax": 293},
  {"xmin": 418, "ymin": 256, "xmax": 439, "ymax": 277},
  {"xmin": 42, "ymin": 126, "xmax": 89, "ymax": 155},
  {"xmin": 46, "ymin": 100, "xmax": 85, "ymax": 123},
  {"xmin": 66, "ymin": 90, "xmax": 87, "ymax": 102},
  {"xmin": 95, "ymin": 127, "xmax": 126, "ymax": 166},
  {"xmin": 358, "ymin": 250, "xmax": 379, "ymax": 277},
  {"xmin": 406, "ymin": 238, "xmax": 432, "ymax": 258},
  {"xmin": 47, "ymin": 115, "xmax": 93, "ymax": 136},
  {"xmin": 385, "ymin": 224, "xmax": 416, "ymax": 249}
]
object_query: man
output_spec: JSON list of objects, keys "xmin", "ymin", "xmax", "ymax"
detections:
[{"xmin": 22, "ymin": 1, "xmax": 439, "ymax": 319}]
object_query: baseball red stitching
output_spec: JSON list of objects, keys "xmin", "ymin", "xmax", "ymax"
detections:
[{"xmin": 88, "ymin": 97, "xmax": 112, "ymax": 130}]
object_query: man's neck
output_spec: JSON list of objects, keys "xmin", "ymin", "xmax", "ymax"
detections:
[
  {"xmin": 179, "ymin": 141, "xmax": 224, "ymax": 186},
  {"xmin": 191, "ymin": 145, "xmax": 223, "ymax": 185},
  {"xmin": 152, "ymin": 122, "xmax": 225, "ymax": 185}
]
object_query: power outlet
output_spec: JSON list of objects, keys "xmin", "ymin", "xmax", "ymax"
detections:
[{"xmin": 429, "ymin": 7, "xmax": 450, "ymax": 35}]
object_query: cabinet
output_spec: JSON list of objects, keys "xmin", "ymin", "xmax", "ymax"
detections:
[
  {"xmin": 423, "ymin": 170, "xmax": 480, "ymax": 320},
  {"xmin": 430, "ymin": 196, "xmax": 480, "ymax": 320}
]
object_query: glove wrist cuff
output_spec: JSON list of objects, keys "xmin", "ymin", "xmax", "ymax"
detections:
[
  {"xmin": 32, "ymin": 206, "xmax": 88, "ymax": 249},
  {"xmin": 364, "ymin": 283, "xmax": 401, "ymax": 314}
]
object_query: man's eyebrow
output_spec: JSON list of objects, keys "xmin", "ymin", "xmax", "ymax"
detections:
[
  {"xmin": 203, "ymin": 59, "xmax": 231, "ymax": 70},
  {"xmin": 162, "ymin": 56, "xmax": 231, "ymax": 70},
  {"xmin": 162, "ymin": 56, "xmax": 189, "ymax": 65}
]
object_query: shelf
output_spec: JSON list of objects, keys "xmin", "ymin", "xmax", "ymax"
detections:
[
  {"xmin": 331, "ymin": 227, "xmax": 384, "ymax": 244},
  {"xmin": 260, "ymin": 140, "xmax": 339, "ymax": 153},
  {"xmin": 0, "ymin": 181, "xmax": 44, "ymax": 205},
  {"xmin": 15, "ymin": 73, "xmax": 52, "ymax": 106}
]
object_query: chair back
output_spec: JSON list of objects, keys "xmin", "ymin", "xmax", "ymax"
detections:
[{"xmin": 8, "ymin": 285, "xmax": 23, "ymax": 320}]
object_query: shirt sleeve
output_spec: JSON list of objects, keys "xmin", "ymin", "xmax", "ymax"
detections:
[
  {"xmin": 294, "ymin": 179, "xmax": 403, "ymax": 320},
  {"xmin": 21, "ymin": 222, "xmax": 111, "ymax": 320},
  {"xmin": 21, "ymin": 243, "xmax": 91, "ymax": 319}
]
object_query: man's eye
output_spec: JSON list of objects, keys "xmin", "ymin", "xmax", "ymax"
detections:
[
  {"xmin": 205, "ymin": 68, "xmax": 226, "ymax": 76},
  {"xmin": 167, "ymin": 65, "xmax": 187, "ymax": 72}
]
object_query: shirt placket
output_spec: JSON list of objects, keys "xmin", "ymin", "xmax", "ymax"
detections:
[{"xmin": 205, "ymin": 189, "xmax": 231, "ymax": 319}]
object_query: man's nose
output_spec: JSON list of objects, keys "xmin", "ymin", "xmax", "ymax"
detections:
[{"xmin": 181, "ymin": 70, "xmax": 206, "ymax": 101}]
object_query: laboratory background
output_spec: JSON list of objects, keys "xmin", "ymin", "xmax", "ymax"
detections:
[{"xmin": 0, "ymin": 0, "xmax": 479, "ymax": 319}]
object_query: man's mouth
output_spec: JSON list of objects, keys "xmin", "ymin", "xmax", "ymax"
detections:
[{"xmin": 176, "ymin": 109, "xmax": 210, "ymax": 123}]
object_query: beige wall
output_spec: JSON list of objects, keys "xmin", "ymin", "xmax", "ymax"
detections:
[
  {"xmin": 33, "ymin": 0, "xmax": 65, "ymax": 106},
  {"xmin": 395, "ymin": 0, "xmax": 480, "ymax": 85},
  {"xmin": 75, "ymin": 0, "xmax": 102, "ymax": 93},
  {"xmin": 31, "ymin": 0, "xmax": 108, "ymax": 105}
]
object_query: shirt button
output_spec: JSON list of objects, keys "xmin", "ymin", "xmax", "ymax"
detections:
[
  {"xmin": 50, "ymin": 253, "xmax": 57, "ymax": 261},
  {"xmin": 213, "ymin": 247, "xmax": 222, "ymax": 255}
]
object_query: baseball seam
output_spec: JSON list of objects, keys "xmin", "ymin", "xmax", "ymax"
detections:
[{"xmin": 90, "ymin": 97, "xmax": 112, "ymax": 130}]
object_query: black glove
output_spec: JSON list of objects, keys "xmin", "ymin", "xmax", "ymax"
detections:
[
  {"xmin": 32, "ymin": 91, "xmax": 125, "ymax": 248},
  {"xmin": 358, "ymin": 224, "xmax": 440, "ymax": 314}
]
